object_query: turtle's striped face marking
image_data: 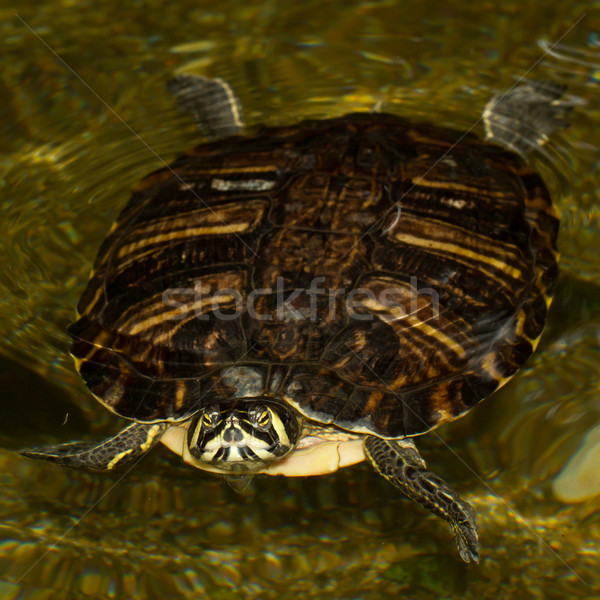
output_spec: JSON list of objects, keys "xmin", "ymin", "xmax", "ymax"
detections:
[{"xmin": 187, "ymin": 401, "xmax": 300, "ymax": 472}]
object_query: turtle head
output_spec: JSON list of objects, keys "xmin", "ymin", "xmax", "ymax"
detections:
[{"xmin": 187, "ymin": 400, "xmax": 300, "ymax": 472}]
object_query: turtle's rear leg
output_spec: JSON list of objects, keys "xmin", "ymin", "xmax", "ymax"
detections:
[
  {"xmin": 20, "ymin": 422, "xmax": 168, "ymax": 471},
  {"xmin": 483, "ymin": 80, "xmax": 575, "ymax": 156},
  {"xmin": 364, "ymin": 436, "xmax": 479, "ymax": 563},
  {"xmin": 167, "ymin": 74, "xmax": 244, "ymax": 140}
]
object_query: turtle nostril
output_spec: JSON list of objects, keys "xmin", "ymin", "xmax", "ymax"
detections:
[{"xmin": 223, "ymin": 427, "xmax": 244, "ymax": 444}]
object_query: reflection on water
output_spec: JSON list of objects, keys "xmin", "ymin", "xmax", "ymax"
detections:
[{"xmin": 1, "ymin": 1, "xmax": 600, "ymax": 598}]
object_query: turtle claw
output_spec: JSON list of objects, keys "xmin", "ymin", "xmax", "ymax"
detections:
[
  {"xmin": 450, "ymin": 501, "xmax": 480, "ymax": 564},
  {"xmin": 20, "ymin": 442, "xmax": 107, "ymax": 469}
]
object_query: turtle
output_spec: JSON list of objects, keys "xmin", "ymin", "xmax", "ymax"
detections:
[{"xmin": 21, "ymin": 74, "xmax": 573, "ymax": 563}]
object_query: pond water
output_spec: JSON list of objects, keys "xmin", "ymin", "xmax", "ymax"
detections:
[{"xmin": 1, "ymin": 1, "xmax": 599, "ymax": 598}]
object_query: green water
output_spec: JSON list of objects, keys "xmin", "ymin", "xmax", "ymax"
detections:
[{"xmin": 1, "ymin": 1, "xmax": 600, "ymax": 598}]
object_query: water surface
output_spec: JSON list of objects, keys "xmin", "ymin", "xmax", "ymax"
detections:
[{"xmin": 1, "ymin": 1, "xmax": 600, "ymax": 598}]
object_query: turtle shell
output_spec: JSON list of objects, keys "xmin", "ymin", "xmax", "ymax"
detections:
[{"xmin": 68, "ymin": 112, "xmax": 558, "ymax": 439}]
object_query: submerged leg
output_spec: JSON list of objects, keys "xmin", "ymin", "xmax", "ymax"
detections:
[
  {"xmin": 364, "ymin": 435, "xmax": 479, "ymax": 564},
  {"xmin": 167, "ymin": 74, "xmax": 244, "ymax": 140},
  {"xmin": 483, "ymin": 80, "xmax": 575, "ymax": 156},
  {"xmin": 20, "ymin": 422, "xmax": 168, "ymax": 471}
]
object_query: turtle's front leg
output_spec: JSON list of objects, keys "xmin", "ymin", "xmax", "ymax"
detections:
[
  {"xmin": 20, "ymin": 422, "xmax": 168, "ymax": 471},
  {"xmin": 364, "ymin": 435, "xmax": 479, "ymax": 563}
]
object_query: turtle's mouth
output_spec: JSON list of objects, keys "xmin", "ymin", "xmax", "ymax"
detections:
[{"xmin": 186, "ymin": 400, "xmax": 300, "ymax": 472}]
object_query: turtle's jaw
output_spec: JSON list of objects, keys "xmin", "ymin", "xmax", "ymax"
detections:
[{"xmin": 187, "ymin": 400, "xmax": 300, "ymax": 472}]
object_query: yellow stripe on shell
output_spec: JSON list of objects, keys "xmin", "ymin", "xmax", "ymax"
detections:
[
  {"xmin": 391, "ymin": 230, "xmax": 524, "ymax": 284},
  {"xmin": 348, "ymin": 291, "xmax": 467, "ymax": 361},
  {"xmin": 479, "ymin": 352, "xmax": 506, "ymax": 382},
  {"xmin": 184, "ymin": 165, "xmax": 278, "ymax": 174},
  {"xmin": 70, "ymin": 330, "xmax": 110, "ymax": 367},
  {"xmin": 174, "ymin": 381, "xmax": 187, "ymax": 412},
  {"xmin": 398, "ymin": 317, "xmax": 467, "ymax": 360},
  {"xmin": 78, "ymin": 284, "xmax": 104, "ymax": 317},
  {"xmin": 410, "ymin": 176, "xmax": 513, "ymax": 198},
  {"xmin": 117, "ymin": 199, "xmax": 266, "ymax": 248},
  {"xmin": 117, "ymin": 223, "xmax": 251, "ymax": 259},
  {"xmin": 126, "ymin": 294, "xmax": 237, "ymax": 336}
]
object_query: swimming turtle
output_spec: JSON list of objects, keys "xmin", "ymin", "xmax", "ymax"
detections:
[{"xmin": 21, "ymin": 75, "xmax": 572, "ymax": 563}]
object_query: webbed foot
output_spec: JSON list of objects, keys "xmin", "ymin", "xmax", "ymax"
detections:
[
  {"xmin": 483, "ymin": 80, "xmax": 576, "ymax": 156},
  {"xmin": 167, "ymin": 74, "xmax": 244, "ymax": 140},
  {"xmin": 20, "ymin": 422, "xmax": 168, "ymax": 471},
  {"xmin": 365, "ymin": 435, "xmax": 479, "ymax": 564}
]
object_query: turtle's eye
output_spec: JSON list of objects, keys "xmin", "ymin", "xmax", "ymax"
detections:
[
  {"xmin": 257, "ymin": 410, "xmax": 271, "ymax": 429},
  {"xmin": 249, "ymin": 405, "xmax": 271, "ymax": 430},
  {"xmin": 201, "ymin": 408, "xmax": 219, "ymax": 431}
]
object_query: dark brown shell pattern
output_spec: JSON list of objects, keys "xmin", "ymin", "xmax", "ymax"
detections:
[{"xmin": 69, "ymin": 113, "xmax": 558, "ymax": 439}]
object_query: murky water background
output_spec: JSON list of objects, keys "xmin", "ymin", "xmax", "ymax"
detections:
[{"xmin": 1, "ymin": 1, "xmax": 600, "ymax": 598}]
